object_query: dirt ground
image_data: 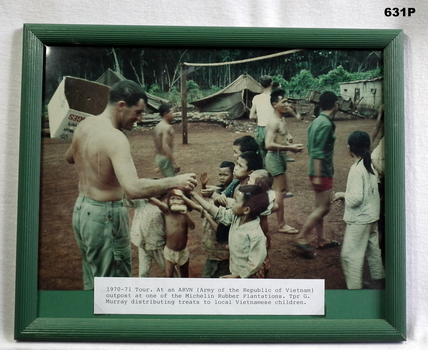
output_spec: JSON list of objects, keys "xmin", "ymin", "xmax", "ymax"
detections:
[{"xmin": 38, "ymin": 113, "xmax": 379, "ymax": 290}]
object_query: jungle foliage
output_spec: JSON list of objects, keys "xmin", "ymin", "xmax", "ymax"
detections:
[{"xmin": 45, "ymin": 46, "xmax": 382, "ymax": 104}]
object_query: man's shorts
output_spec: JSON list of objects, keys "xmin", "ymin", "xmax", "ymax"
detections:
[
  {"xmin": 164, "ymin": 246, "xmax": 190, "ymax": 266},
  {"xmin": 155, "ymin": 154, "xmax": 176, "ymax": 177},
  {"xmin": 255, "ymin": 126, "xmax": 266, "ymax": 149},
  {"xmin": 309, "ymin": 176, "xmax": 333, "ymax": 193},
  {"xmin": 265, "ymin": 151, "xmax": 287, "ymax": 176}
]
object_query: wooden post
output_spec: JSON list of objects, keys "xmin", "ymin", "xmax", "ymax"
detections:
[{"xmin": 180, "ymin": 63, "xmax": 188, "ymax": 144}]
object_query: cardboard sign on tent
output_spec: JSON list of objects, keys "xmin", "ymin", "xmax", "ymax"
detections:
[
  {"xmin": 47, "ymin": 70, "xmax": 172, "ymax": 140},
  {"xmin": 47, "ymin": 76, "xmax": 110, "ymax": 140},
  {"xmin": 190, "ymin": 73, "xmax": 263, "ymax": 119}
]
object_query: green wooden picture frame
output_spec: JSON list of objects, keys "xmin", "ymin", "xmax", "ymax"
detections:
[{"xmin": 15, "ymin": 24, "xmax": 405, "ymax": 343}]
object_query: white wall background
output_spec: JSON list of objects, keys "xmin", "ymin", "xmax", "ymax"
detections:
[{"xmin": 1, "ymin": 1, "xmax": 426, "ymax": 349}]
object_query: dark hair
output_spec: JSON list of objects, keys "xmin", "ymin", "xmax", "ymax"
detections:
[
  {"xmin": 318, "ymin": 91, "xmax": 338, "ymax": 112},
  {"xmin": 233, "ymin": 135, "xmax": 259, "ymax": 153},
  {"xmin": 270, "ymin": 88, "xmax": 286, "ymax": 105},
  {"xmin": 219, "ymin": 161, "xmax": 235, "ymax": 172},
  {"xmin": 348, "ymin": 131, "xmax": 375, "ymax": 175},
  {"xmin": 251, "ymin": 169, "xmax": 273, "ymax": 190},
  {"xmin": 272, "ymin": 82, "xmax": 281, "ymax": 90},
  {"xmin": 109, "ymin": 80, "xmax": 148, "ymax": 106},
  {"xmin": 259, "ymin": 75, "xmax": 272, "ymax": 88},
  {"xmin": 239, "ymin": 185, "xmax": 269, "ymax": 217},
  {"xmin": 314, "ymin": 105, "xmax": 321, "ymax": 117},
  {"xmin": 159, "ymin": 103, "xmax": 172, "ymax": 117},
  {"xmin": 239, "ymin": 151, "xmax": 263, "ymax": 172}
]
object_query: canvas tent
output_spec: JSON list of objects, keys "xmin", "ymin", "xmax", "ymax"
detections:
[
  {"xmin": 96, "ymin": 68, "xmax": 170, "ymax": 114},
  {"xmin": 190, "ymin": 73, "xmax": 263, "ymax": 119}
]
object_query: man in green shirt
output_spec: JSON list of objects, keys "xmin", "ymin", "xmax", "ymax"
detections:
[{"xmin": 293, "ymin": 91, "xmax": 341, "ymax": 255}]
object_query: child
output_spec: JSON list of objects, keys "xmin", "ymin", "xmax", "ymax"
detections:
[
  {"xmin": 215, "ymin": 151, "xmax": 263, "ymax": 245},
  {"xmin": 184, "ymin": 161, "xmax": 233, "ymax": 277},
  {"xmin": 200, "ymin": 161, "xmax": 235, "ymax": 198},
  {"xmin": 191, "ymin": 185, "xmax": 270, "ymax": 278},
  {"xmin": 215, "ymin": 136, "xmax": 261, "ymax": 206},
  {"xmin": 371, "ymin": 104, "xmax": 385, "ymax": 263},
  {"xmin": 153, "ymin": 104, "xmax": 180, "ymax": 177},
  {"xmin": 247, "ymin": 169, "xmax": 277, "ymax": 239},
  {"xmin": 216, "ymin": 151, "xmax": 263, "ymax": 208},
  {"xmin": 232, "ymin": 135, "xmax": 259, "ymax": 160},
  {"xmin": 149, "ymin": 189, "xmax": 196, "ymax": 277},
  {"xmin": 333, "ymin": 131, "xmax": 385, "ymax": 289},
  {"xmin": 173, "ymin": 190, "xmax": 231, "ymax": 278},
  {"xmin": 125, "ymin": 196, "xmax": 167, "ymax": 277},
  {"xmin": 199, "ymin": 161, "xmax": 235, "ymax": 242},
  {"xmin": 247, "ymin": 169, "xmax": 277, "ymax": 278}
]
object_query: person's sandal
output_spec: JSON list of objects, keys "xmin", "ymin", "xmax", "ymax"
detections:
[{"xmin": 316, "ymin": 240, "xmax": 341, "ymax": 250}]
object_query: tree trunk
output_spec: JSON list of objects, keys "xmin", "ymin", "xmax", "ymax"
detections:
[
  {"xmin": 180, "ymin": 63, "xmax": 188, "ymax": 144},
  {"xmin": 111, "ymin": 48, "xmax": 122, "ymax": 75}
]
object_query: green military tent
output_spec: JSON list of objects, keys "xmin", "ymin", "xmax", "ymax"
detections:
[
  {"xmin": 190, "ymin": 73, "xmax": 263, "ymax": 119},
  {"xmin": 96, "ymin": 68, "xmax": 170, "ymax": 114}
]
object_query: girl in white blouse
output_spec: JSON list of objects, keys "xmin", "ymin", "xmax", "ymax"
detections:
[{"xmin": 333, "ymin": 131, "xmax": 385, "ymax": 289}]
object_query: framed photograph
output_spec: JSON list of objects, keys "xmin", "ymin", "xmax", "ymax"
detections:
[{"xmin": 15, "ymin": 24, "xmax": 405, "ymax": 342}]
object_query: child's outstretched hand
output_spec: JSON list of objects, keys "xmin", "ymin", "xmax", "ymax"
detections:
[
  {"xmin": 173, "ymin": 188, "xmax": 195, "ymax": 199},
  {"xmin": 215, "ymin": 194, "xmax": 229, "ymax": 207},
  {"xmin": 201, "ymin": 185, "xmax": 219, "ymax": 198},
  {"xmin": 200, "ymin": 172, "xmax": 209, "ymax": 189}
]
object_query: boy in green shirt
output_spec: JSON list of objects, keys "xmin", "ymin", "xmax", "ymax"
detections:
[{"xmin": 293, "ymin": 91, "xmax": 341, "ymax": 256}]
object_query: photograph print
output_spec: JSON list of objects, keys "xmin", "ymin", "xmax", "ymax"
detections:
[{"xmin": 39, "ymin": 45, "xmax": 385, "ymax": 291}]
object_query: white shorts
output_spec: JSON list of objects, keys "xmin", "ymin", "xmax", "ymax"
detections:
[{"xmin": 164, "ymin": 246, "xmax": 189, "ymax": 266}]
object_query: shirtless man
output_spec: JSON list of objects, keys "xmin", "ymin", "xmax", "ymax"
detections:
[
  {"xmin": 65, "ymin": 80, "xmax": 197, "ymax": 290},
  {"xmin": 249, "ymin": 75, "xmax": 274, "ymax": 162},
  {"xmin": 153, "ymin": 104, "xmax": 179, "ymax": 177},
  {"xmin": 265, "ymin": 88, "xmax": 304, "ymax": 234}
]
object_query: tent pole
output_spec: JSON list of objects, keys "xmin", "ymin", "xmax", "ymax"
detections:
[{"xmin": 180, "ymin": 63, "xmax": 188, "ymax": 144}]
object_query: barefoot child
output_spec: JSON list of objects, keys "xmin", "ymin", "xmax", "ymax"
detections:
[
  {"xmin": 194, "ymin": 161, "xmax": 235, "ymax": 277},
  {"xmin": 333, "ymin": 131, "xmax": 385, "ymax": 289},
  {"xmin": 149, "ymin": 189, "xmax": 196, "ymax": 277},
  {"xmin": 191, "ymin": 185, "xmax": 270, "ymax": 278},
  {"xmin": 174, "ymin": 190, "xmax": 231, "ymax": 278}
]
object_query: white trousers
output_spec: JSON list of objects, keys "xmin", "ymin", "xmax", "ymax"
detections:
[
  {"xmin": 340, "ymin": 222, "xmax": 385, "ymax": 289},
  {"xmin": 138, "ymin": 246, "xmax": 165, "ymax": 277}
]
